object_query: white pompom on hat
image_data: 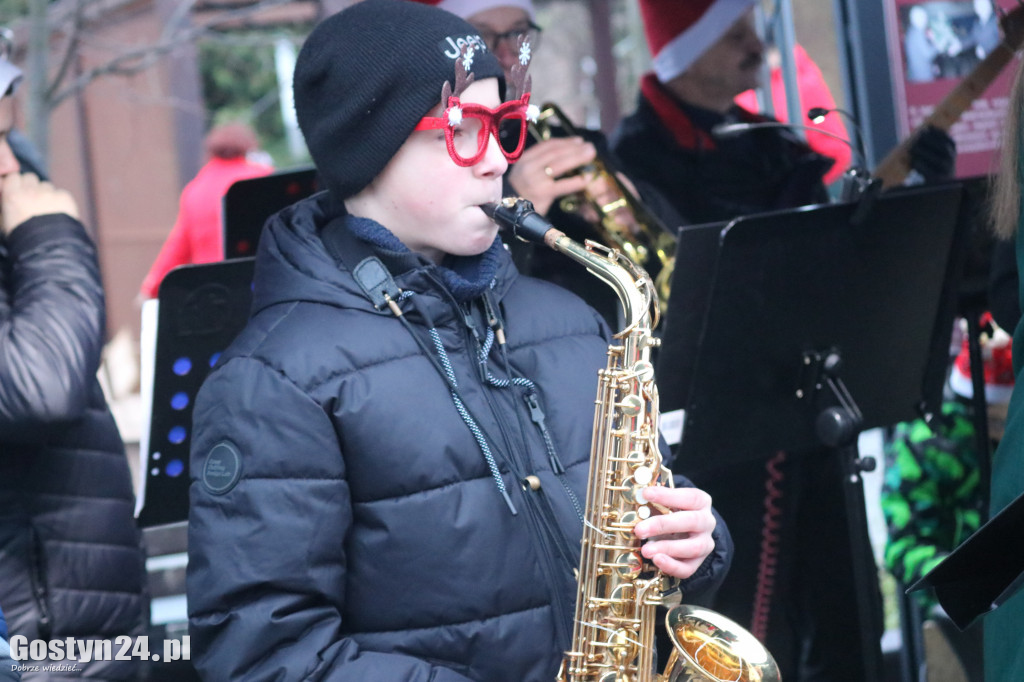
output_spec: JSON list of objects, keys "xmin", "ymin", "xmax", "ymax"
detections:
[{"xmin": 639, "ymin": 0, "xmax": 757, "ymax": 84}]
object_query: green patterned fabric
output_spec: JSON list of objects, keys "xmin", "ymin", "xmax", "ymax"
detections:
[{"xmin": 882, "ymin": 400, "xmax": 983, "ymax": 609}]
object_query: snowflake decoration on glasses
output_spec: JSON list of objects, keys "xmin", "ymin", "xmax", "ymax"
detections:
[
  {"xmin": 506, "ymin": 36, "xmax": 533, "ymax": 103},
  {"xmin": 437, "ymin": 44, "xmax": 476, "ymax": 111},
  {"xmin": 518, "ymin": 40, "xmax": 531, "ymax": 66}
]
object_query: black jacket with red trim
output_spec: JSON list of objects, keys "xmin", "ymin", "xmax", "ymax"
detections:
[{"xmin": 612, "ymin": 75, "xmax": 833, "ymax": 226}]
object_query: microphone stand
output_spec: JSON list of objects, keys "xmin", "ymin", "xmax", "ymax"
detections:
[
  {"xmin": 712, "ymin": 120, "xmax": 854, "ymax": 151},
  {"xmin": 712, "ymin": 110, "xmax": 883, "ymax": 206},
  {"xmin": 806, "ymin": 107, "xmax": 882, "ymax": 205}
]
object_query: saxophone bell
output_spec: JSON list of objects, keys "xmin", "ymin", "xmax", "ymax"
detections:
[{"xmin": 663, "ymin": 606, "xmax": 781, "ymax": 682}]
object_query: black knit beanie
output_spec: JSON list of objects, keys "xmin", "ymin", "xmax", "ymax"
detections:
[{"xmin": 293, "ymin": 0, "xmax": 504, "ymax": 199}]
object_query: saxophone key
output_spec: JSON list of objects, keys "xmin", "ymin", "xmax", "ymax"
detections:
[{"xmin": 618, "ymin": 394, "xmax": 643, "ymax": 416}]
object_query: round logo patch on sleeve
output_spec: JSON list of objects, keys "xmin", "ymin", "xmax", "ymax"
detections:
[{"xmin": 202, "ymin": 440, "xmax": 243, "ymax": 495}]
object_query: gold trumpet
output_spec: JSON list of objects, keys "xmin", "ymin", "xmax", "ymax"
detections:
[{"xmin": 529, "ymin": 102, "xmax": 677, "ymax": 306}]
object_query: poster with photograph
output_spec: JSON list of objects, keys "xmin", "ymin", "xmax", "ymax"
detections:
[{"xmin": 885, "ymin": 0, "xmax": 1022, "ymax": 178}]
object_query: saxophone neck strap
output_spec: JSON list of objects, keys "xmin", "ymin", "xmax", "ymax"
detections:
[{"xmin": 320, "ymin": 215, "xmax": 403, "ymax": 311}]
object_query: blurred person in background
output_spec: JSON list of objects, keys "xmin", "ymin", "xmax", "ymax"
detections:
[
  {"xmin": 611, "ymin": 2, "xmax": 958, "ymax": 680},
  {"xmin": 0, "ymin": 47, "xmax": 148, "ymax": 681},
  {"xmin": 140, "ymin": 121, "xmax": 272, "ymax": 299},
  {"xmin": 613, "ymin": 0, "xmax": 956, "ymax": 226},
  {"xmin": 980, "ymin": 49, "xmax": 1024, "ymax": 682}
]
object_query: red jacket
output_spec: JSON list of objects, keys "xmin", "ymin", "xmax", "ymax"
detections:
[{"xmin": 141, "ymin": 156, "xmax": 273, "ymax": 298}]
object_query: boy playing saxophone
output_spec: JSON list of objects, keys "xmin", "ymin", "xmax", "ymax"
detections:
[{"xmin": 186, "ymin": 2, "xmax": 732, "ymax": 679}]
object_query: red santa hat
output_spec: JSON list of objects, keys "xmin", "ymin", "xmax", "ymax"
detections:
[
  {"xmin": 639, "ymin": 0, "xmax": 757, "ymax": 83},
  {"xmin": 948, "ymin": 314, "xmax": 1015, "ymax": 404}
]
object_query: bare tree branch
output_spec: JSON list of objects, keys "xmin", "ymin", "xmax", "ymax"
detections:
[
  {"xmin": 7, "ymin": 0, "xmax": 317, "ymax": 164},
  {"xmin": 44, "ymin": 0, "xmax": 86, "ymax": 102},
  {"xmin": 48, "ymin": 0, "xmax": 300, "ymax": 107}
]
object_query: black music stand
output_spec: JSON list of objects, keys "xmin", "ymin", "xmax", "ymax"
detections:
[
  {"xmin": 660, "ymin": 182, "xmax": 965, "ymax": 459},
  {"xmin": 657, "ymin": 182, "xmax": 966, "ymax": 679},
  {"xmin": 137, "ymin": 259, "xmax": 254, "ymax": 527},
  {"xmin": 908, "ymin": 488, "xmax": 1024, "ymax": 630},
  {"xmin": 223, "ymin": 166, "xmax": 318, "ymax": 259}
]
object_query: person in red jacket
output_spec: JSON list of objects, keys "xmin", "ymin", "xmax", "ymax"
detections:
[
  {"xmin": 734, "ymin": 43, "xmax": 852, "ymax": 186},
  {"xmin": 140, "ymin": 122, "xmax": 272, "ymax": 299}
]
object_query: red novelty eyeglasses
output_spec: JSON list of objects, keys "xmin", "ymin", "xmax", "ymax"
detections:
[{"xmin": 414, "ymin": 93, "xmax": 531, "ymax": 167}]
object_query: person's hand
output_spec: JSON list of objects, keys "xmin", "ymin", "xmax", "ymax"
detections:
[
  {"xmin": 1, "ymin": 172, "xmax": 79, "ymax": 235},
  {"xmin": 508, "ymin": 137, "xmax": 595, "ymax": 215},
  {"xmin": 908, "ymin": 125, "xmax": 957, "ymax": 183},
  {"xmin": 633, "ymin": 485, "xmax": 717, "ymax": 580},
  {"xmin": 577, "ymin": 171, "xmax": 644, "ymax": 237}
]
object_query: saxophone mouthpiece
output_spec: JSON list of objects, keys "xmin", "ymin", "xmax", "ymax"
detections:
[
  {"xmin": 479, "ymin": 201, "xmax": 501, "ymax": 220},
  {"xmin": 483, "ymin": 198, "xmax": 560, "ymax": 246}
]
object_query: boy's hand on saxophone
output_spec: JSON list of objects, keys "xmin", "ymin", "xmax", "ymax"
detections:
[{"xmin": 632, "ymin": 485, "xmax": 717, "ymax": 579}]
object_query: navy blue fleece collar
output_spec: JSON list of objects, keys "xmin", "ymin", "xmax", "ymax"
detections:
[{"xmin": 344, "ymin": 214, "xmax": 503, "ymax": 302}]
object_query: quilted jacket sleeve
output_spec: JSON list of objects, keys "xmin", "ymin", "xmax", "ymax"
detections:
[
  {"xmin": 186, "ymin": 355, "xmax": 476, "ymax": 682},
  {"xmin": 0, "ymin": 214, "xmax": 105, "ymax": 441}
]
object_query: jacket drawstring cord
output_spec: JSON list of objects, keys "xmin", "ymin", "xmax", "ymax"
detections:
[
  {"xmin": 380, "ymin": 289, "xmax": 518, "ymax": 515},
  {"xmin": 426, "ymin": 326, "xmax": 517, "ymax": 515}
]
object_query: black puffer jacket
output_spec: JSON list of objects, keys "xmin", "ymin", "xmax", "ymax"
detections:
[
  {"xmin": 612, "ymin": 74, "xmax": 833, "ymax": 226},
  {"xmin": 0, "ymin": 215, "xmax": 148, "ymax": 680},
  {"xmin": 187, "ymin": 194, "xmax": 732, "ymax": 681}
]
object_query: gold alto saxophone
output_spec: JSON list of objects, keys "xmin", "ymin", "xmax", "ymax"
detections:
[
  {"xmin": 529, "ymin": 103, "xmax": 677, "ymax": 308},
  {"xmin": 483, "ymin": 198, "xmax": 780, "ymax": 682}
]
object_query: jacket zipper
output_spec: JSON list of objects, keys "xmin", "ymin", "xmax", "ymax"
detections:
[
  {"xmin": 524, "ymin": 390, "xmax": 585, "ymax": 524},
  {"xmin": 28, "ymin": 526, "xmax": 53, "ymax": 640},
  {"xmin": 482, "ymin": 291, "xmax": 585, "ymax": 526},
  {"xmin": 453, "ymin": 295, "xmax": 575, "ymax": 650}
]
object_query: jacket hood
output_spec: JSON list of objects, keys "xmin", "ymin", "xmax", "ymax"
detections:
[{"xmin": 250, "ymin": 192, "xmax": 518, "ymax": 316}]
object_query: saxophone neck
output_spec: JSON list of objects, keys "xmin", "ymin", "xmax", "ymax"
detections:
[{"xmin": 483, "ymin": 198, "xmax": 660, "ymax": 334}]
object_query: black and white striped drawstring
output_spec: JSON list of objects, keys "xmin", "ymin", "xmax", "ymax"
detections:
[
  {"xmin": 427, "ymin": 326, "xmax": 517, "ymax": 515},
  {"xmin": 477, "ymin": 328, "xmax": 555, "ymax": 466},
  {"xmin": 477, "ymin": 325, "xmax": 584, "ymax": 523}
]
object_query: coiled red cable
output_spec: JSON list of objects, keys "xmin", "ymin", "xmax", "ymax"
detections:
[{"xmin": 751, "ymin": 450, "xmax": 787, "ymax": 643}]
